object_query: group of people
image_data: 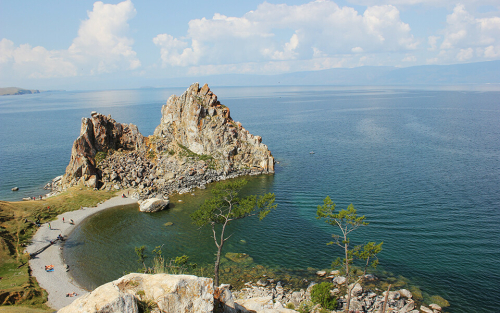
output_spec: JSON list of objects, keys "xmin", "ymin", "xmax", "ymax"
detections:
[
  {"xmin": 31, "ymin": 195, "xmax": 44, "ymax": 200},
  {"xmin": 45, "ymin": 264, "xmax": 54, "ymax": 272}
]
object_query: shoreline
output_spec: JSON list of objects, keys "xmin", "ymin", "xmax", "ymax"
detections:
[{"xmin": 25, "ymin": 195, "xmax": 137, "ymax": 310}]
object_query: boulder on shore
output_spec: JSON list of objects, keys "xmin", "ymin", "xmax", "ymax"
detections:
[
  {"xmin": 58, "ymin": 273, "xmax": 214, "ymax": 313},
  {"xmin": 139, "ymin": 198, "xmax": 169, "ymax": 212}
]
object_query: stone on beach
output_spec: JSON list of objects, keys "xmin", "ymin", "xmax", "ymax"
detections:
[{"xmin": 139, "ymin": 197, "xmax": 169, "ymax": 212}]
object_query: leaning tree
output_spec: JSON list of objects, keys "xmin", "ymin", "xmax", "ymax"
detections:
[{"xmin": 190, "ymin": 179, "xmax": 277, "ymax": 287}]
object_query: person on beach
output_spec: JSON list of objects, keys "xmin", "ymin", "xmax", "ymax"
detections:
[
  {"xmin": 70, "ymin": 219, "xmax": 74, "ymax": 225},
  {"xmin": 63, "ymin": 217, "xmax": 65, "ymax": 223},
  {"xmin": 48, "ymin": 223, "xmax": 51, "ymax": 230}
]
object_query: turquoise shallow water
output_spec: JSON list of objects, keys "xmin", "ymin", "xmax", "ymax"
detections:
[{"xmin": 1, "ymin": 86, "xmax": 500, "ymax": 312}]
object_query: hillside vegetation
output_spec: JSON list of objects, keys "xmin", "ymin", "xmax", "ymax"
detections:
[{"xmin": 0, "ymin": 187, "xmax": 115, "ymax": 310}]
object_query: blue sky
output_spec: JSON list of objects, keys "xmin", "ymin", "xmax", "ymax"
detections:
[{"xmin": 1, "ymin": 0, "xmax": 499, "ymax": 89}]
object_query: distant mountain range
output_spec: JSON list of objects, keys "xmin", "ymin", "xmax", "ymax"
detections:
[{"xmin": 156, "ymin": 60, "xmax": 500, "ymax": 87}]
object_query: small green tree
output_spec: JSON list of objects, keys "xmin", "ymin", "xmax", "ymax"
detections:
[
  {"xmin": 354, "ymin": 241, "xmax": 383, "ymax": 276},
  {"xmin": 190, "ymin": 179, "xmax": 277, "ymax": 287},
  {"xmin": 316, "ymin": 197, "xmax": 368, "ymax": 313},
  {"xmin": 135, "ymin": 245, "xmax": 147, "ymax": 273}
]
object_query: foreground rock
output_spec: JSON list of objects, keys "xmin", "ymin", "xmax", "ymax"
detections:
[
  {"xmin": 58, "ymin": 273, "xmax": 298, "ymax": 313},
  {"xmin": 58, "ymin": 273, "xmax": 214, "ymax": 313},
  {"xmin": 50, "ymin": 83, "xmax": 275, "ymax": 201}
]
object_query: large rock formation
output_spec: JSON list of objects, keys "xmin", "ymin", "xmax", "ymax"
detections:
[
  {"xmin": 60, "ymin": 111, "xmax": 145, "ymax": 188},
  {"xmin": 53, "ymin": 83, "xmax": 275, "ymax": 198},
  {"xmin": 153, "ymin": 83, "xmax": 274, "ymax": 174}
]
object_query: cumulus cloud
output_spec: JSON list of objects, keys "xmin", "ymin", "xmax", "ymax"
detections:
[
  {"xmin": 154, "ymin": 0, "xmax": 418, "ymax": 72},
  {"xmin": 69, "ymin": 0, "xmax": 140, "ymax": 72},
  {"xmin": 431, "ymin": 4, "xmax": 500, "ymax": 63},
  {"xmin": 0, "ymin": 0, "xmax": 139, "ymax": 79},
  {"xmin": 0, "ymin": 39, "xmax": 77, "ymax": 78},
  {"xmin": 346, "ymin": 0, "xmax": 500, "ymax": 7}
]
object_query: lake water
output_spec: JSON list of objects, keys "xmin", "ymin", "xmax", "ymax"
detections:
[{"xmin": 1, "ymin": 85, "xmax": 499, "ymax": 312}]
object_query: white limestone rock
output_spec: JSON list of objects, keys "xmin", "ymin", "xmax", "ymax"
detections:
[
  {"xmin": 139, "ymin": 198, "xmax": 169, "ymax": 212},
  {"xmin": 58, "ymin": 273, "xmax": 213, "ymax": 313}
]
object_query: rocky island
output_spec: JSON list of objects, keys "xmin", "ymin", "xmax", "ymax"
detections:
[
  {"xmin": 47, "ymin": 83, "xmax": 275, "ymax": 203},
  {"xmin": 0, "ymin": 87, "xmax": 40, "ymax": 96}
]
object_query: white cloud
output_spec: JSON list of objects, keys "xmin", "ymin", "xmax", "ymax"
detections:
[
  {"xmin": 428, "ymin": 36, "xmax": 440, "ymax": 51},
  {"xmin": 434, "ymin": 4, "xmax": 500, "ymax": 63},
  {"xmin": 0, "ymin": 39, "xmax": 77, "ymax": 78},
  {"xmin": 403, "ymin": 54, "xmax": 417, "ymax": 62},
  {"xmin": 153, "ymin": 34, "xmax": 202, "ymax": 66},
  {"xmin": 154, "ymin": 0, "xmax": 418, "ymax": 72},
  {"xmin": 483, "ymin": 45, "xmax": 500, "ymax": 58},
  {"xmin": 457, "ymin": 47, "xmax": 474, "ymax": 61},
  {"xmin": 1, "ymin": 0, "xmax": 139, "ymax": 79},
  {"xmin": 69, "ymin": 0, "xmax": 140, "ymax": 72},
  {"xmin": 346, "ymin": 0, "xmax": 500, "ymax": 8}
]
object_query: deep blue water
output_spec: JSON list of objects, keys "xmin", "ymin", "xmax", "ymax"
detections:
[{"xmin": 1, "ymin": 86, "xmax": 499, "ymax": 312}]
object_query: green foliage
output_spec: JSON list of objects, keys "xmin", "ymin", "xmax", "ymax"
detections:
[
  {"xmin": 177, "ymin": 143, "xmax": 214, "ymax": 166},
  {"xmin": 137, "ymin": 298, "xmax": 158, "ymax": 313},
  {"xmin": 135, "ymin": 246, "xmax": 147, "ymax": 273},
  {"xmin": 316, "ymin": 196, "xmax": 377, "ymax": 313},
  {"xmin": 353, "ymin": 241, "xmax": 383, "ymax": 275},
  {"xmin": 136, "ymin": 246, "xmax": 196, "ymax": 275},
  {"xmin": 146, "ymin": 149, "xmax": 156, "ymax": 160},
  {"xmin": 191, "ymin": 179, "xmax": 277, "ymax": 227},
  {"xmin": 190, "ymin": 179, "xmax": 277, "ymax": 286},
  {"xmin": 136, "ymin": 290, "xmax": 145, "ymax": 297},
  {"xmin": 95, "ymin": 151, "xmax": 108, "ymax": 166},
  {"xmin": 286, "ymin": 303, "xmax": 295, "ymax": 310},
  {"xmin": 298, "ymin": 301, "xmax": 314, "ymax": 313},
  {"xmin": 311, "ymin": 282, "xmax": 338, "ymax": 310}
]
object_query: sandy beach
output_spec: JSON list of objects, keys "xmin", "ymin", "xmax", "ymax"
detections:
[{"xmin": 25, "ymin": 195, "xmax": 137, "ymax": 310}]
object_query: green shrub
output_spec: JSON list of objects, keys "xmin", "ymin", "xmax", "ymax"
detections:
[
  {"xmin": 298, "ymin": 301, "xmax": 314, "ymax": 313},
  {"xmin": 311, "ymin": 282, "xmax": 337, "ymax": 310}
]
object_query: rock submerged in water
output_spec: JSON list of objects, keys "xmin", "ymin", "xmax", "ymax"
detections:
[
  {"xmin": 225, "ymin": 252, "xmax": 254, "ymax": 264},
  {"xmin": 11, "ymin": 187, "xmax": 19, "ymax": 191}
]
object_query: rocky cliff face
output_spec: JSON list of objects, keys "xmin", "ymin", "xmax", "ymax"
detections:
[
  {"xmin": 60, "ymin": 112, "xmax": 145, "ymax": 189},
  {"xmin": 55, "ymin": 83, "xmax": 275, "ymax": 198},
  {"xmin": 154, "ymin": 83, "xmax": 274, "ymax": 174}
]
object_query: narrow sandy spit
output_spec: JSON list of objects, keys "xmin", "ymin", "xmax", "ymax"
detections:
[{"xmin": 25, "ymin": 195, "xmax": 137, "ymax": 310}]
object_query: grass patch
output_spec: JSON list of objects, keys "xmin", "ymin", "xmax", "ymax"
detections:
[
  {"xmin": 0, "ymin": 186, "xmax": 116, "ymax": 308},
  {"xmin": 0, "ymin": 306, "xmax": 52, "ymax": 313},
  {"xmin": 94, "ymin": 151, "xmax": 108, "ymax": 166},
  {"xmin": 177, "ymin": 143, "xmax": 214, "ymax": 165}
]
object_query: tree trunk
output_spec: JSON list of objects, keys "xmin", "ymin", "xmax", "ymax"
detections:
[
  {"xmin": 214, "ymin": 244, "xmax": 223, "ymax": 287},
  {"xmin": 344, "ymin": 241, "xmax": 350, "ymax": 313}
]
